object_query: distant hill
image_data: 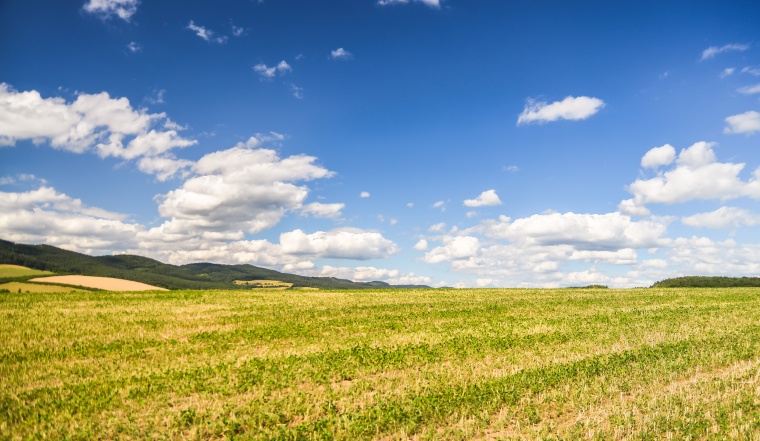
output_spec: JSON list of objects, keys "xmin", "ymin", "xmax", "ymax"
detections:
[
  {"xmin": 652, "ymin": 276, "xmax": 760, "ymax": 288},
  {"xmin": 0, "ymin": 239, "xmax": 429, "ymax": 290}
]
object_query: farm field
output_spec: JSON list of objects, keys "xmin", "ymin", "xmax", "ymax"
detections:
[
  {"xmin": 0, "ymin": 281, "xmax": 82, "ymax": 293},
  {"xmin": 29, "ymin": 275, "xmax": 169, "ymax": 292},
  {"xmin": 2, "ymin": 288, "xmax": 760, "ymax": 439},
  {"xmin": 0, "ymin": 264, "xmax": 53, "ymax": 278}
]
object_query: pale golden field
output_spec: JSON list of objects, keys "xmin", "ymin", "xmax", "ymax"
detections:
[{"xmin": 29, "ymin": 275, "xmax": 169, "ymax": 291}]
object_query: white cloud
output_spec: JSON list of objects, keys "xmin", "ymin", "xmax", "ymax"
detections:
[
  {"xmin": 424, "ymin": 236, "xmax": 481, "ymax": 263},
  {"xmin": 481, "ymin": 212, "xmax": 666, "ymax": 250},
  {"xmin": 0, "ymin": 186, "xmax": 141, "ymax": 255},
  {"xmin": 254, "ymin": 61, "xmax": 291, "ymax": 79},
  {"xmin": 517, "ymin": 96, "xmax": 605, "ymax": 125},
  {"xmin": 640, "ymin": 144, "xmax": 676, "ymax": 169},
  {"xmin": 414, "ymin": 239, "xmax": 428, "ymax": 251},
  {"xmin": 377, "ymin": 0, "xmax": 440, "ymax": 7},
  {"xmin": 620, "ymin": 142, "xmax": 760, "ymax": 214},
  {"xmin": 720, "ymin": 68, "xmax": 735, "ymax": 78},
  {"xmin": 330, "ymin": 48, "xmax": 352, "ymax": 60},
  {"xmin": 463, "ymin": 189, "xmax": 502, "ymax": 207},
  {"xmin": 279, "ymin": 228, "xmax": 399, "ymax": 260},
  {"xmin": 83, "ymin": 0, "xmax": 139, "ymax": 21},
  {"xmin": 433, "ymin": 200, "xmax": 446, "ymax": 210},
  {"xmin": 0, "ymin": 84, "xmax": 196, "ymax": 176},
  {"xmin": 738, "ymin": 84, "xmax": 760, "ymax": 95},
  {"xmin": 156, "ymin": 140, "xmax": 334, "ymax": 236},
  {"xmin": 318, "ymin": 265, "xmax": 432, "ymax": 285},
  {"xmin": 186, "ymin": 21, "xmax": 227, "ymax": 44},
  {"xmin": 127, "ymin": 41, "xmax": 141, "ymax": 53},
  {"xmin": 742, "ymin": 67, "xmax": 760, "ymax": 76},
  {"xmin": 682, "ymin": 206, "xmax": 760, "ymax": 229},
  {"xmin": 137, "ymin": 155, "xmax": 193, "ymax": 182},
  {"xmin": 724, "ymin": 111, "xmax": 760, "ymax": 135},
  {"xmin": 300, "ymin": 202, "xmax": 345, "ymax": 219},
  {"xmin": 700, "ymin": 43, "xmax": 750, "ymax": 61},
  {"xmin": 360, "ymin": 191, "xmax": 370, "ymax": 198},
  {"xmin": 503, "ymin": 165, "xmax": 519, "ymax": 172}
]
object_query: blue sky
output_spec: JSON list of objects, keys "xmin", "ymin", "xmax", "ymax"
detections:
[{"xmin": 2, "ymin": 0, "xmax": 760, "ymax": 287}]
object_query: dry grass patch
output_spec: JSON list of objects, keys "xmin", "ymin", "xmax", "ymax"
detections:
[{"xmin": 29, "ymin": 275, "xmax": 168, "ymax": 291}]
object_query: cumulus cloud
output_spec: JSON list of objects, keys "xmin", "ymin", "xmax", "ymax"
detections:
[
  {"xmin": 279, "ymin": 228, "xmax": 399, "ymax": 260},
  {"xmin": 318, "ymin": 265, "xmax": 432, "ymax": 285},
  {"xmin": 0, "ymin": 83, "xmax": 196, "ymax": 176},
  {"xmin": 700, "ymin": 43, "xmax": 750, "ymax": 61},
  {"xmin": 360, "ymin": 191, "xmax": 370, "ymax": 198},
  {"xmin": 330, "ymin": 48, "xmax": 352, "ymax": 60},
  {"xmin": 517, "ymin": 96, "xmax": 605, "ymax": 125},
  {"xmin": 682, "ymin": 206, "xmax": 760, "ymax": 229},
  {"xmin": 640, "ymin": 144, "xmax": 676, "ymax": 169},
  {"xmin": 414, "ymin": 239, "xmax": 428, "ymax": 251},
  {"xmin": 619, "ymin": 142, "xmax": 760, "ymax": 215},
  {"xmin": 724, "ymin": 111, "xmax": 760, "ymax": 135},
  {"xmin": 463, "ymin": 189, "xmax": 502, "ymax": 207},
  {"xmin": 156, "ymin": 140, "xmax": 334, "ymax": 236},
  {"xmin": 424, "ymin": 236, "xmax": 481, "ymax": 263},
  {"xmin": 0, "ymin": 186, "xmax": 142, "ymax": 254},
  {"xmin": 83, "ymin": 0, "xmax": 139, "ymax": 21},
  {"xmin": 481, "ymin": 212, "xmax": 666, "ymax": 250}
]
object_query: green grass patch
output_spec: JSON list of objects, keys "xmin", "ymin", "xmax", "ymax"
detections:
[
  {"xmin": 2, "ymin": 288, "xmax": 760, "ymax": 439},
  {"xmin": 0, "ymin": 264, "xmax": 54, "ymax": 278}
]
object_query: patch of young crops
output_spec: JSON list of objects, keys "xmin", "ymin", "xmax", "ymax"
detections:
[{"xmin": 2, "ymin": 288, "xmax": 760, "ymax": 439}]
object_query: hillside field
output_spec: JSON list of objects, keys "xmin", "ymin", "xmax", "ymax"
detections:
[{"xmin": 2, "ymin": 288, "xmax": 760, "ymax": 439}]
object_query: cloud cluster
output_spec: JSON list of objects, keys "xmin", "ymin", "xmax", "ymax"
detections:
[
  {"xmin": 0, "ymin": 84, "xmax": 195, "ymax": 181},
  {"xmin": 187, "ymin": 21, "xmax": 228, "ymax": 44},
  {"xmin": 517, "ymin": 96, "xmax": 605, "ymax": 125},
  {"xmin": 83, "ymin": 0, "xmax": 139, "ymax": 21},
  {"xmin": 619, "ymin": 142, "xmax": 760, "ymax": 216},
  {"xmin": 419, "ymin": 220, "xmax": 654, "ymax": 287},
  {"xmin": 254, "ymin": 61, "xmax": 292, "ymax": 79}
]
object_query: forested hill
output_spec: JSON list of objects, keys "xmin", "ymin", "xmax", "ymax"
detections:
[
  {"xmin": 652, "ymin": 276, "xmax": 760, "ymax": 288},
  {"xmin": 0, "ymin": 239, "xmax": 429, "ymax": 290}
]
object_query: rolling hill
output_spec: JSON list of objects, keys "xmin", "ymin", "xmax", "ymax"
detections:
[{"xmin": 0, "ymin": 239, "xmax": 429, "ymax": 290}]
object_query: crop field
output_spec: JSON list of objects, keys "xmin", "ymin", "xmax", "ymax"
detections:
[
  {"xmin": 0, "ymin": 264, "xmax": 53, "ymax": 278},
  {"xmin": 2, "ymin": 288, "xmax": 760, "ymax": 440}
]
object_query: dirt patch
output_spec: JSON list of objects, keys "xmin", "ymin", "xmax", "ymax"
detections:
[{"xmin": 29, "ymin": 275, "xmax": 168, "ymax": 292}]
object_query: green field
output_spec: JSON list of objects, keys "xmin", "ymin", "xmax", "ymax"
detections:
[
  {"xmin": 0, "ymin": 264, "xmax": 54, "ymax": 279},
  {"xmin": 2, "ymin": 288, "xmax": 760, "ymax": 439}
]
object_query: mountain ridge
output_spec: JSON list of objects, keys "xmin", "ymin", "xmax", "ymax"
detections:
[{"xmin": 0, "ymin": 239, "xmax": 429, "ymax": 290}]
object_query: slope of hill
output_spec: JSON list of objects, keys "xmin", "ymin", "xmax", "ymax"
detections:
[
  {"xmin": 0, "ymin": 239, "xmax": 429, "ymax": 290},
  {"xmin": 652, "ymin": 276, "xmax": 760, "ymax": 288}
]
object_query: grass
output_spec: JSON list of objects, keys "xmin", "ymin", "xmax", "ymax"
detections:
[
  {"xmin": 0, "ymin": 264, "xmax": 54, "ymax": 278},
  {"xmin": 234, "ymin": 279, "xmax": 294, "ymax": 289},
  {"xmin": 2, "ymin": 287, "xmax": 760, "ymax": 439},
  {"xmin": 0, "ymin": 281, "xmax": 81, "ymax": 293}
]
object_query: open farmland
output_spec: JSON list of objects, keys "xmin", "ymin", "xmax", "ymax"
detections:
[
  {"xmin": 2, "ymin": 288, "xmax": 760, "ymax": 439},
  {"xmin": 0, "ymin": 264, "xmax": 53, "ymax": 278},
  {"xmin": 29, "ymin": 275, "xmax": 169, "ymax": 292}
]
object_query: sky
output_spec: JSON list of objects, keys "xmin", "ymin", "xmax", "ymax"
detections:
[{"xmin": 2, "ymin": 0, "xmax": 760, "ymax": 288}]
